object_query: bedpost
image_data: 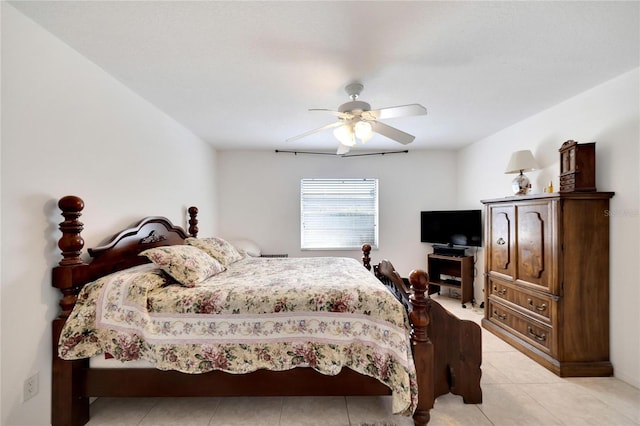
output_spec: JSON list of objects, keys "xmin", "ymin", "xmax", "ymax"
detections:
[
  {"xmin": 52, "ymin": 195, "xmax": 90, "ymax": 426},
  {"xmin": 409, "ymin": 269, "xmax": 435, "ymax": 426},
  {"xmin": 53, "ymin": 196, "xmax": 89, "ymax": 318},
  {"xmin": 52, "ymin": 323, "xmax": 89, "ymax": 426},
  {"xmin": 188, "ymin": 206, "xmax": 199, "ymax": 237},
  {"xmin": 57, "ymin": 196, "xmax": 85, "ymax": 265},
  {"xmin": 361, "ymin": 243, "xmax": 371, "ymax": 271}
]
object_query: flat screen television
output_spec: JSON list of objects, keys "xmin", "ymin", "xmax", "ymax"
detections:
[{"xmin": 420, "ymin": 209, "xmax": 482, "ymax": 247}]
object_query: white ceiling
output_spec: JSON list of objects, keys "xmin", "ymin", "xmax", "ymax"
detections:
[{"xmin": 9, "ymin": 1, "xmax": 640, "ymax": 153}]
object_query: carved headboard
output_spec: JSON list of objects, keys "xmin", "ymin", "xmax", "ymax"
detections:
[{"xmin": 52, "ymin": 195, "xmax": 199, "ymax": 318}]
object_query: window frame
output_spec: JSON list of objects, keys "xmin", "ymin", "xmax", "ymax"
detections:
[{"xmin": 300, "ymin": 178, "xmax": 379, "ymax": 251}]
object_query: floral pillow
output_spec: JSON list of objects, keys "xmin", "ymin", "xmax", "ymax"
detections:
[
  {"xmin": 140, "ymin": 245, "xmax": 225, "ymax": 287},
  {"xmin": 185, "ymin": 237, "xmax": 244, "ymax": 266}
]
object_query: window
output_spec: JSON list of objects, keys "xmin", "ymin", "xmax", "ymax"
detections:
[{"xmin": 300, "ymin": 178, "xmax": 378, "ymax": 250}]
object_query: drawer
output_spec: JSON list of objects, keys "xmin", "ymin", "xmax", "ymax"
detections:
[
  {"xmin": 560, "ymin": 174, "xmax": 575, "ymax": 191},
  {"xmin": 487, "ymin": 299, "xmax": 554, "ymax": 354},
  {"xmin": 560, "ymin": 174, "xmax": 575, "ymax": 184},
  {"xmin": 488, "ymin": 278, "xmax": 555, "ymax": 324}
]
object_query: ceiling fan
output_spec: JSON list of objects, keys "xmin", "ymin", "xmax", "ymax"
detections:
[{"xmin": 287, "ymin": 83, "xmax": 427, "ymax": 155}]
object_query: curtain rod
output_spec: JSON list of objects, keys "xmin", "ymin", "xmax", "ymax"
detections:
[{"xmin": 274, "ymin": 149, "xmax": 409, "ymax": 157}]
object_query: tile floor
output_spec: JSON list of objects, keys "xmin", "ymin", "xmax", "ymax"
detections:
[{"xmin": 86, "ymin": 294, "xmax": 640, "ymax": 425}]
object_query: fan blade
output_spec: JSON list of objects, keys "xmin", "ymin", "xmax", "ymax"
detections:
[
  {"xmin": 366, "ymin": 104, "xmax": 427, "ymax": 120},
  {"xmin": 309, "ymin": 109, "xmax": 353, "ymax": 120},
  {"xmin": 370, "ymin": 121, "xmax": 415, "ymax": 145},
  {"xmin": 286, "ymin": 121, "xmax": 344, "ymax": 142},
  {"xmin": 336, "ymin": 144, "xmax": 351, "ymax": 155}
]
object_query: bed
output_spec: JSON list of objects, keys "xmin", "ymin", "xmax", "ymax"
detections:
[{"xmin": 52, "ymin": 195, "xmax": 480, "ymax": 426}]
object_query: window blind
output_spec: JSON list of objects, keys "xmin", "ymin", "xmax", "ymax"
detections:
[{"xmin": 300, "ymin": 178, "xmax": 378, "ymax": 250}]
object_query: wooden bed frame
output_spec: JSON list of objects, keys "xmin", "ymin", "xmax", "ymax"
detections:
[{"xmin": 51, "ymin": 195, "xmax": 481, "ymax": 426}]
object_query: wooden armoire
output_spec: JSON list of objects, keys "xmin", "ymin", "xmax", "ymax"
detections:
[{"xmin": 481, "ymin": 192, "xmax": 614, "ymax": 376}]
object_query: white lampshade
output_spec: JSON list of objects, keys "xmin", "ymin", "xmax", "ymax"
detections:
[
  {"xmin": 505, "ymin": 150, "xmax": 539, "ymax": 174},
  {"xmin": 354, "ymin": 120, "xmax": 373, "ymax": 143},
  {"xmin": 333, "ymin": 125, "xmax": 356, "ymax": 147}
]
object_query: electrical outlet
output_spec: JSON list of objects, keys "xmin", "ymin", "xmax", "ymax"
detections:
[{"xmin": 23, "ymin": 372, "xmax": 39, "ymax": 402}]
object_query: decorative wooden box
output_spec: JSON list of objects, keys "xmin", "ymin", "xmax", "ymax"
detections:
[{"xmin": 559, "ymin": 140, "xmax": 596, "ymax": 192}]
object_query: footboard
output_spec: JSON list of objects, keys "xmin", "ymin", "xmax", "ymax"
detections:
[
  {"xmin": 372, "ymin": 255, "xmax": 482, "ymax": 408},
  {"xmin": 428, "ymin": 300, "xmax": 482, "ymax": 403},
  {"xmin": 364, "ymin": 248, "xmax": 435, "ymax": 424}
]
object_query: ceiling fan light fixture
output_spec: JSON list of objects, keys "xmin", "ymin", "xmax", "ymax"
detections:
[
  {"xmin": 354, "ymin": 120, "xmax": 373, "ymax": 143},
  {"xmin": 333, "ymin": 124, "xmax": 356, "ymax": 147},
  {"xmin": 287, "ymin": 83, "xmax": 427, "ymax": 151}
]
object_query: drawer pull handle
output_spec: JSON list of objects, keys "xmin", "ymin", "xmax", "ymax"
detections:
[
  {"xmin": 527, "ymin": 298, "xmax": 547, "ymax": 312},
  {"xmin": 494, "ymin": 286, "xmax": 507, "ymax": 295},
  {"xmin": 493, "ymin": 310, "xmax": 507, "ymax": 321},
  {"xmin": 496, "ymin": 237, "xmax": 506, "ymax": 245},
  {"xmin": 527, "ymin": 326, "xmax": 547, "ymax": 342}
]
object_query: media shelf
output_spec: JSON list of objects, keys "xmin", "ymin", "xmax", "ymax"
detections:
[{"xmin": 427, "ymin": 253, "xmax": 474, "ymax": 307}]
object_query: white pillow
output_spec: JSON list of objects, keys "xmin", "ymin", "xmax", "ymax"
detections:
[{"xmin": 230, "ymin": 239, "xmax": 261, "ymax": 257}]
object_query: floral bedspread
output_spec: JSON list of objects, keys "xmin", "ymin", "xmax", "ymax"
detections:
[{"xmin": 59, "ymin": 256, "xmax": 417, "ymax": 415}]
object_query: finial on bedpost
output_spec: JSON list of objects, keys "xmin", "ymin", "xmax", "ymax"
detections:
[
  {"xmin": 361, "ymin": 244, "xmax": 371, "ymax": 270},
  {"xmin": 58, "ymin": 196, "xmax": 85, "ymax": 265},
  {"xmin": 188, "ymin": 206, "xmax": 199, "ymax": 237}
]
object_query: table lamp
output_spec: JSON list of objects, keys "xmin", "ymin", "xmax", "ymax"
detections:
[{"xmin": 505, "ymin": 150, "xmax": 538, "ymax": 195}]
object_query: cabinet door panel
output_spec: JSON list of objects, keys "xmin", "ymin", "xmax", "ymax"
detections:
[
  {"xmin": 487, "ymin": 205, "xmax": 514, "ymax": 279},
  {"xmin": 516, "ymin": 202, "xmax": 554, "ymax": 292}
]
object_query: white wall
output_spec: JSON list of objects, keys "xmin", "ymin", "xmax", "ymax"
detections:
[
  {"xmin": 457, "ymin": 68, "xmax": 640, "ymax": 388},
  {"xmin": 216, "ymin": 150, "xmax": 459, "ymax": 277},
  {"xmin": 1, "ymin": 5, "xmax": 219, "ymax": 425}
]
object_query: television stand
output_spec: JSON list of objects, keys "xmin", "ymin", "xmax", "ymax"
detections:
[
  {"xmin": 427, "ymin": 253, "xmax": 474, "ymax": 307},
  {"xmin": 432, "ymin": 244, "xmax": 467, "ymax": 257}
]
